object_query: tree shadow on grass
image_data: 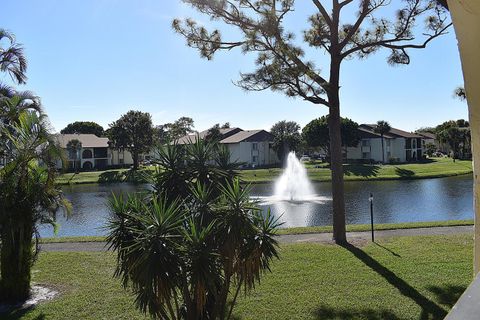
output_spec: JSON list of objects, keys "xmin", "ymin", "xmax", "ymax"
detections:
[
  {"xmin": 426, "ymin": 284, "xmax": 466, "ymax": 308},
  {"xmin": 344, "ymin": 164, "xmax": 380, "ymax": 178},
  {"xmin": 123, "ymin": 169, "xmax": 150, "ymax": 183},
  {"xmin": 374, "ymin": 242, "xmax": 401, "ymax": 258},
  {"xmin": 341, "ymin": 243, "xmax": 447, "ymax": 320},
  {"xmin": 0, "ymin": 305, "xmax": 46, "ymax": 320},
  {"xmin": 312, "ymin": 305, "xmax": 401, "ymax": 320},
  {"xmin": 395, "ymin": 167, "xmax": 415, "ymax": 178},
  {"xmin": 98, "ymin": 170, "xmax": 124, "ymax": 183}
]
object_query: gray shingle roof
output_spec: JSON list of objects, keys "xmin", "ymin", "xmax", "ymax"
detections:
[
  {"xmin": 176, "ymin": 127, "xmax": 242, "ymax": 144},
  {"xmin": 56, "ymin": 134, "xmax": 109, "ymax": 148},
  {"xmin": 418, "ymin": 132, "xmax": 436, "ymax": 139},
  {"xmin": 360, "ymin": 124, "xmax": 423, "ymax": 139},
  {"xmin": 176, "ymin": 128, "xmax": 274, "ymax": 144},
  {"xmin": 220, "ymin": 130, "xmax": 274, "ymax": 143}
]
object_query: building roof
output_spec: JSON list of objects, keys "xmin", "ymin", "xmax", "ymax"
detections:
[
  {"xmin": 56, "ymin": 134, "xmax": 109, "ymax": 148},
  {"xmin": 176, "ymin": 127, "xmax": 242, "ymax": 144},
  {"xmin": 360, "ymin": 124, "xmax": 423, "ymax": 139},
  {"xmin": 418, "ymin": 132, "xmax": 436, "ymax": 140},
  {"xmin": 176, "ymin": 128, "xmax": 274, "ymax": 144},
  {"xmin": 220, "ymin": 130, "xmax": 274, "ymax": 143},
  {"xmin": 357, "ymin": 127, "xmax": 396, "ymax": 139}
]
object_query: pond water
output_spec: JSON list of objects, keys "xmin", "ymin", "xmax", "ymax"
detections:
[{"xmin": 38, "ymin": 175, "xmax": 473, "ymax": 237}]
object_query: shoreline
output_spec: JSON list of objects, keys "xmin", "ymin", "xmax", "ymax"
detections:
[
  {"xmin": 56, "ymin": 169, "xmax": 473, "ymax": 186},
  {"xmin": 41, "ymin": 219, "xmax": 474, "ymax": 243},
  {"xmin": 56, "ymin": 171, "xmax": 473, "ymax": 186}
]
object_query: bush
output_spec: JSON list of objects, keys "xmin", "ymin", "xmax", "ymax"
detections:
[{"xmin": 106, "ymin": 139, "xmax": 281, "ymax": 319}]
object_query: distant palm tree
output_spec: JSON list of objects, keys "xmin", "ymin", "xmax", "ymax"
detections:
[
  {"xmin": 66, "ymin": 139, "xmax": 82, "ymax": 172},
  {"xmin": 0, "ymin": 111, "xmax": 69, "ymax": 302},
  {"xmin": 374, "ymin": 120, "xmax": 391, "ymax": 163},
  {"xmin": 0, "ymin": 29, "xmax": 27, "ymax": 84}
]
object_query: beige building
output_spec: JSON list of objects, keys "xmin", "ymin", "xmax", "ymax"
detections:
[
  {"xmin": 347, "ymin": 124, "xmax": 425, "ymax": 163},
  {"xmin": 177, "ymin": 128, "xmax": 279, "ymax": 167},
  {"xmin": 55, "ymin": 134, "xmax": 134, "ymax": 170}
]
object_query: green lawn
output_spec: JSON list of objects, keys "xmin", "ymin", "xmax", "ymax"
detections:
[
  {"xmin": 240, "ymin": 157, "xmax": 472, "ymax": 183},
  {"xmin": 56, "ymin": 157, "xmax": 472, "ymax": 185},
  {"xmin": 4, "ymin": 234, "xmax": 473, "ymax": 319},
  {"xmin": 56, "ymin": 167, "xmax": 154, "ymax": 185}
]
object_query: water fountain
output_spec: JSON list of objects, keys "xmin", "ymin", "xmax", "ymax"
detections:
[
  {"xmin": 255, "ymin": 152, "xmax": 330, "ymax": 205},
  {"xmin": 274, "ymin": 152, "xmax": 315, "ymax": 201}
]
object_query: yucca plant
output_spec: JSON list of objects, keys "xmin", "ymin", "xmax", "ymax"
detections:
[
  {"xmin": 108, "ymin": 138, "xmax": 281, "ymax": 319},
  {"xmin": 151, "ymin": 143, "xmax": 190, "ymax": 204}
]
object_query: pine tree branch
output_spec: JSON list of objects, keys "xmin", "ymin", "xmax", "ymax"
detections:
[
  {"xmin": 341, "ymin": 22, "xmax": 452, "ymax": 59},
  {"xmin": 312, "ymin": 0, "xmax": 332, "ymax": 27}
]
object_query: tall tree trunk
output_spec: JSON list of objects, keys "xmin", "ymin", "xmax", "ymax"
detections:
[
  {"xmin": 328, "ymin": 94, "xmax": 347, "ymax": 244},
  {"xmin": 328, "ymin": 3, "xmax": 347, "ymax": 244},
  {"xmin": 0, "ymin": 213, "xmax": 33, "ymax": 302}
]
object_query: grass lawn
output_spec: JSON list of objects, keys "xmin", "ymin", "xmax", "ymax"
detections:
[
  {"xmin": 55, "ymin": 157, "xmax": 472, "ymax": 185},
  {"xmin": 56, "ymin": 167, "xmax": 154, "ymax": 185},
  {"xmin": 240, "ymin": 157, "xmax": 472, "ymax": 183},
  {"xmin": 5, "ymin": 234, "xmax": 473, "ymax": 319}
]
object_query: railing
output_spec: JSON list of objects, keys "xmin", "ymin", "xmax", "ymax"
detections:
[{"xmin": 445, "ymin": 273, "xmax": 480, "ymax": 319}]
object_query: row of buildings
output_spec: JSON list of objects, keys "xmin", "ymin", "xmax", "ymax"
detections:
[{"xmin": 54, "ymin": 124, "xmax": 439, "ymax": 171}]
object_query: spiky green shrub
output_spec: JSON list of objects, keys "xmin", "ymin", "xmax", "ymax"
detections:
[{"xmin": 107, "ymin": 139, "xmax": 281, "ymax": 319}]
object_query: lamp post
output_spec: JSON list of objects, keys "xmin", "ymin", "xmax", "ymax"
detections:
[{"xmin": 369, "ymin": 193, "xmax": 374, "ymax": 242}]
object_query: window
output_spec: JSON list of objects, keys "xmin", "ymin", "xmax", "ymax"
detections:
[
  {"xmin": 119, "ymin": 158, "xmax": 124, "ymax": 164},
  {"xmin": 412, "ymin": 139, "xmax": 417, "ymax": 149},
  {"xmin": 362, "ymin": 152, "xmax": 370, "ymax": 159},
  {"xmin": 405, "ymin": 139, "xmax": 411, "ymax": 149},
  {"xmin": 386, "ymin": 139, "xmax": 391, "ymax": 147},
  {"xmin": 82, "ymin": 149, "xmax": 93, "ymax": 159},
  {"xmin": 252, "ymin": 155, "xmax": 258, "ymax": 163},
  {"xmin": 406, "ymin": 150, "xmax": 412, "ymax": 161},
  {"xmin": 362, "ymin": 140, "xmax": 370, "ymax": 147},
  {"xmin": 252, "ymin": 143, "xmax": 258, "ymax": 151},
  {"xmin": 94, "ymin": 147, "xmax": 108, "ymax": 158}
]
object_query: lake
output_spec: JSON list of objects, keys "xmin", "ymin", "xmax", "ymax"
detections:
[{"xmin": 38, "ymin": 174, "xmax": 473, "ymax": 237}]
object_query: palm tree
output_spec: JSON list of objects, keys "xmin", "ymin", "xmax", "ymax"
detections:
[
  {"xmin": 374, "ymin": 121, "xmax": 391, "ymax": 163},
  {"xmin": 0, "ymin": 29, "xmax": 27, "ymax": 84},
  {"xmin": 0, "ymin": 111, "xmax": 70, "ymax": 302},
  {"xmin": 66, "ymin": 139, "xmax": 82, "ymax": 172},
  {"xmin": 0, "ymin": 88, "xmax": 42, "ymax": 125},
  {"xmin": 0, "ymin": 90, "xmax": 43, "ymax": 167}
]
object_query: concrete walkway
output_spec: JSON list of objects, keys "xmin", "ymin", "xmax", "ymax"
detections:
[{"xmin": 40, "ymin": 225, "xmax": 474, "ymax": 252}]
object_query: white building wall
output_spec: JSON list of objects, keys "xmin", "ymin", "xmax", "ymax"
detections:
[
  {"xmin": 347, "ymin": 138, "xmax": 407, "ymax": 163},
  {"xmin": 226, "ymin": 141, "xmax": 279, "ymax": 166},
  {"xmin": 110, "ymin": 149, "xmax": 134, "ymax": 166},
  {"xmin": 389, "ymin": 139, "xmax": 406, "ymax": 162}
]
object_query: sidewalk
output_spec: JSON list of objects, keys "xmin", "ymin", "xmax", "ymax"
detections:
[{"xmin": 40, "ymin": 225, "xmax": 474, "ymax": 252}]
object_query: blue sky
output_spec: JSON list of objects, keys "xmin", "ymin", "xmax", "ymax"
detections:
[{"xmin": 0, "ymin": 0, "xmax": 467, "ymax": 133}]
